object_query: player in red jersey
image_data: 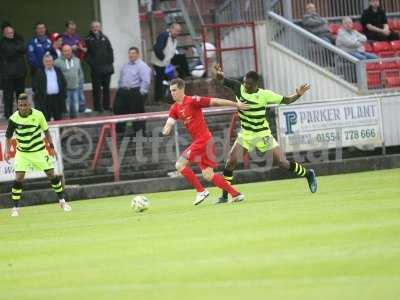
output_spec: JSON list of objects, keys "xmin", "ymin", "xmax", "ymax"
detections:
[{"xmin": 162, "ymin": 78, "xmax": 249, "ymax": 205}]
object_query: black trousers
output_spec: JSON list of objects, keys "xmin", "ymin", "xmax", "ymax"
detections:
[
  {"xmin": 113, "ymin": 88, "xmax": 146, "ymax": 135},
  {"xmin": 153, "ymin": 65, "xmax": 166, "ymax": 102},
  {"xmin": 42, "ymin": 94, "xmax": 65, "ymax": 121},
  {"xmin": 91, "ymin": 72, "xmax": 111, "ymax": 111},
  {"xmin": 2, "ymin": 77, "xmax": 25, "ymax": 118},
  {"xmin": 367, "ymin": 31, "xmax": 400, "ymax": 42}
]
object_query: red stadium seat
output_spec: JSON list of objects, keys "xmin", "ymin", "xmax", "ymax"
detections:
[
  {"xmin": 329, "ymin": 23, "xmax": 341, "ymax": 36},
  {"xmin": 379, "ymin": 60, "xmax": 398, "ymax": 70},
  {"xmin": 390, "ymin": 40, "xmax": 400, "ymax": 54},
  {"xmin": 367, "ymin": 72, "xmax": 382, "ymax": 89},
  {"xmin": 373, "ymin": 42, "xmax": 395, "ymax": 57},
  {"xmin": 384, "ymin": 76, "xmax": 400, "ymax": 88},
  {"xmin": 363, "ymin": 42, "xmax": 374, "ymax": 53},
  {"xmin": 353, "ymin": 22, "xmax": 363, "ymax": 32},
  {"xmin": 366, "ymin": 62, "xmax": 379, "ymax": 71}
]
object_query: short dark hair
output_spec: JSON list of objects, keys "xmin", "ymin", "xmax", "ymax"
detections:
[
  {"xmin": 65, "ymin": 20, "xmax": 76, "ymax": 28},
  {"xmin": 245, "ymin": 71, "xmax": 260, "ymax": 82},
  {"xmin": 128, "ymin": 46, "xmax": 139, "ymax": 53},
  {"xmin": 18, "ymin": 93, "xmax": 28, "ymax": 101},
  {"xmin": 170, "ymin": 78, "xmax": 185, "ymax": 89},
  {"xmin": 35, "ymin": 21, "xmax": 46, "ymax": 28}
]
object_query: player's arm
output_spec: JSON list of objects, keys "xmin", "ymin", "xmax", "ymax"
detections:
[
  {"xmin": 44, "ymin": 130, "xmax": 57, "ymax": 158},
  {"xmin": 162, "ymin": 117, "xmax": 176, "ymax": 136},
  {"xmin": 281, "ymin": 83, "xmax": 310, "ymax": 105},
  {"xmin": 209, "ymin": 98, "xmax": 249, "ymax": 111},
  {"xmin": 213, "ymin": 64, "xmax": 241, "ymax": 97},
  {"xmin": 4, "ymin": 120, "xmax": 16, "ymax": 163}
]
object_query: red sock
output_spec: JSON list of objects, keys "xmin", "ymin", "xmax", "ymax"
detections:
[
  {"xmin": 181, "ymin": 167, "xmax": 204, "ymax": 192},
  {"xmin": 211, "ymin": 174, "xmax": 240, "ymax": 197}
]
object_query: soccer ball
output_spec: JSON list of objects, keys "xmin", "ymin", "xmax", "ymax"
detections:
[{"xmin": 131, "ymin": 195, "xmax": 149, "ymax": 212}]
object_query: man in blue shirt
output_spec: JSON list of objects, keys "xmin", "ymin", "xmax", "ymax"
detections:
[
  {"xmin": 27, "ymin": 22, "xmax": 51, "ymax": 77},
  {"xmin": 114, "ymin": 47, "xmax": 151, "ymax": 135}
]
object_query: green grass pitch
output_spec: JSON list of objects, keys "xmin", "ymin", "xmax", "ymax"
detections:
[{"xmin": 1, "ymin": 169, "xmax": 399, "ymax": 300}]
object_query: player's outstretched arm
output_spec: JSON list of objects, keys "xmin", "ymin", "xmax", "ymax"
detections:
[
  {"xmin": 162, "ymin": 118, "xmax": 176, "ymax": 136},
  {"xmin": 210, "ymin": 98, "xmax": 249, "ymax": 111},
  {"xmin": 282, "ymin": 83, "xmax": 310, "ymax": 105}
]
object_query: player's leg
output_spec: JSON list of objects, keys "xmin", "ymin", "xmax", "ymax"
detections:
[
  {"xmin": 201, "ymin": 167, "xmax": 244, "ymax": 203},
  {"xmin": 176, "ymin": 156, "xmax": 205, "ymax": 192},
  {"xmin": 10, "ymin": 171, "xmax": 25, "ymax": 217},
  {"xmin": 271, "ymin": 145, "xmax": 317, "ymax": 193},
  {"xmin": 217, "ymin": 140, "xmax": 247, "ymax": 204},
  {"xmin": 44, "ymin": 168, "xmax": 71, "ymax": 212}
]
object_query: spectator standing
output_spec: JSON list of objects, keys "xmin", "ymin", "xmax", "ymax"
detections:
[
  {"xmin": 114, "ymin": 47, "xmax": 151, "ymax": 135},
  {"xmin": 55, "ymin": 45, "xmax": 83, "ymax": 118},
  {"xmin": 32, "ymin": 54, "xmax": 66, "ymax": 121},
  {"xmin": 48, "ymin": 32, "xmax": 63, "ymax": 60},
  {"xmin": 85, "ymin": 21, "xmax": 114, "ymax": 112},
  {"xmin": 151, "ymin": 23, "xmax": 182, "ymax": 102},
  {"xmin": 337, "ymin": 17, "xmax": 378, "ymax": 60},
  {"xmin": 302, "ymin": 3, "xmax": 335, "ymax": 44},
  {"xmin": 0, "ymin": 24, "xmax": 26, "ymax": 119},
  {"xmin": 361, "ymin": 0, "xmax": 400, "ymax": 41},
  {"xmin": 62, "ymin": 20, "xmax": 91, "ymax": 113},
  {"xmin": 27, "ymin": 22, "xmax": 51, "ymax": 77}
]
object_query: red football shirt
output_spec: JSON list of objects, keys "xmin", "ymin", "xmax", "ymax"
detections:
[{"xmin": 169, "ymin": 95, "xmax": 212, "ymax": 141}]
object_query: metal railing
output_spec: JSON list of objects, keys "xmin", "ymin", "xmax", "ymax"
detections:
[
  {"xmin": 216, "ymin": 0, "xmax": 400, "ymax": 23},
  {"xmin": 268, "ymin": 12, "xmax": 363, "ymax": 89}
]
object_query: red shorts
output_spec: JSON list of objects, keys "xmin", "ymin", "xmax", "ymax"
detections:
[{"xmin": 182, "ymin": 137, "xmax": 217, "ymax": 170}]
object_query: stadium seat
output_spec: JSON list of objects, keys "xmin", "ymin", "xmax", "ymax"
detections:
[
  {"xmin": 373, "ymin": 41, "xmax": 395, "ymax": 57},
  {"xmin": 390, "ymin": 40, "xmax": 400, "ymax": 54},
  {"xmin": 379, "ymin": 60, "xmax": 398, "ymax": 71},
  {"xmin": 367, "ymin": 72, "xmax": 382, "ymax": 89},
  {"xmin": 329, "ymin": 23, "xmax": 341, "ymax": 36},
  {"xmin": 363, "ymin": 42, "xmax": 374, "ymax": 53},
  {"xmin": 366, "ymin": 62, "xmax": 379, "ymax": 71},
  {"xmin": 353, "ymin": 22, "xmax": 363, "ymax": 33},
  {"xmin": 384, "ymin": 76, "xmax": 400, "ymax": 88}
]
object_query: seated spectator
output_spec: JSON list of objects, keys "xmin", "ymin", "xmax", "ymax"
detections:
[
  {"xmin": 62, "ymin": 20, "xmax": 91, "ymax": 114},
  {"xmin": 151, "ymin": 23, "xmax": 190, "ymax": 102},
  {"xmin": 54, "ymin": 44, "xmax": 83, "ymax": 118},
  {"xmin": 85, "ymin": 21, "xmax": 114, "ymax": 112},
  {"xmin": 361, "ymin": 0, "xmax": 400, "ymax": 41},
  {"xmin": 302, "ymin": 3, "xmax": 335, "ymax": 44},
  {"xmin": 27, "ymin": 22, "xmax": 51, "ymax": 77},
  {"xmin": 32, "ymin": 54, "xmax": 67, "ymax": 121},
  {"xmin": 48, "ymin": 32, "xmax": 63, "ymax": 60},
  {"xmin": 114, "ymin": 47, "xmax": 151, "ymax": 136},
  {"xmin": 336, "ymin": 17, "xmax": 378, "ymax": 60},
  {"xmin": 0, "ymin": 23, "xmax": 26, "ymax": 119}
]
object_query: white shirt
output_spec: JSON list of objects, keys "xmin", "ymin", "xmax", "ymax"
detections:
[{"xmin": 45, "ymin": 67, "xmax": 60, "ymax": 95}]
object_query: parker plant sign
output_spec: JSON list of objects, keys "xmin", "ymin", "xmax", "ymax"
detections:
[{"xmin": 277, "ymin": 99, "xmax": 383, "ymax": 152}]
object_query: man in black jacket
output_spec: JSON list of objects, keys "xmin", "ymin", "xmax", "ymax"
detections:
[
  {"xmin": 32, "ymin": 54, "xmax": 67, "ymax": 121},
  {"xmin": 85, "ymin": 21, "xmax": 114, "ymax": 112},
  {"xmin": 0, "ymin": 24, "xmax": 26, "ymax": 119},
  {"xmin": 361, "ymin": 0, "xmax": 400, "ymax": 41}
]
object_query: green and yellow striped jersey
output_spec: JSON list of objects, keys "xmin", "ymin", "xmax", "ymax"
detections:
[
  {"xmin": 5, "ymin": 108, "xmax": 48, "ymax": 152},
  {"xmin": 223, "ymin": 78, "xmax": 283, "ymax": 136}
]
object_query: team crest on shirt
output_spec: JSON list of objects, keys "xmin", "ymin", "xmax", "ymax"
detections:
[{"xmin": 179, "ymin": 108, "xmax": 192, "ymax": 125}]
